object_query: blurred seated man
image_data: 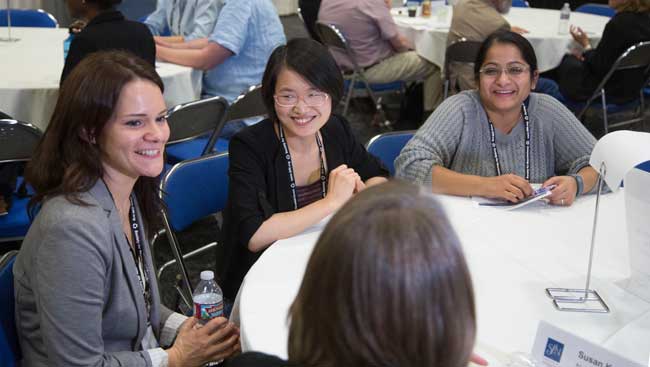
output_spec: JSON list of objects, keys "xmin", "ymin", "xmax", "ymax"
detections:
[
  {"xmin": 156, "ymin": 0, "xmax": 286, "ymax": 137},
  {"xmin": 446, "ymin": 0, "xmax": 529, "ymax": 94},
  {"xmin": 144, "ymin": 0, "xmax": 221, "ymax": 44},
  {"xmin": 318, "ymin": 0, "xmax": 441, "ymax": 112}
]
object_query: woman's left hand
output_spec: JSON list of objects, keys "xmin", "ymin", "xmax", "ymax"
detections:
[{"xmin": 543, "ymin": 176, "xmax": 578, "ymax": 206}]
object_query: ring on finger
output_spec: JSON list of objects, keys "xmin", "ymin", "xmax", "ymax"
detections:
[{"xmin": 561, "ymin": 199, "xmax": 565, "ymax": 205}]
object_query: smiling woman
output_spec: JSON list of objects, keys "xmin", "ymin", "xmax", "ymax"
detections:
[
  {"xmin": 15, "ymin": 51, "xmax": 240, "ymax": 367},
  {"xmin": 219, "ymin": 38, "xmax": 389, "ymax": 301},
  {"xmin": 395, "ymin": 30, "xmax": 600, "ymax": 207}
]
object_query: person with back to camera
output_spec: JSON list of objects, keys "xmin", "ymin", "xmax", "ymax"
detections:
[
  {"xmin": 396, "ymin": 31, "xmax": 600, "ymax": 207},
  {"xmin": 223, "ymin": 180, "xmax": 487, "ymax": 367},
  {"xmin": 219, "ymin": 38, "xmax": 389, "ymax": 302},
  {"xmin": 60, "ymin": 0, "xmax": 155, "ymax": 83},
  {"xmin": 14, "ymin": 51, "xmax": 239, "ymax": 367}
]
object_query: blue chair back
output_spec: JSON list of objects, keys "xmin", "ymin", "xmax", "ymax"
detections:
[
  {"xmin": 0, "ymin": 9, "xmax": 57, "ymax": 28},
  {"xmin": 512, "ymin": 0, "xmax": 530, "ymax": 7},
  {"xmin": 575, "ymin": 3, "xmax": 615, "ymax": 17},
  {"xmin": 366, "ymin": 130, "xmax": 415, "ymax": 176},
  {"xmin": 0, "ymin": 251, "xmax": 20, "ymax": 366},
  {"xmin": 161, "ymin": 152, "xmax": 229, "ymax": 232},
  {"xmin": 637, "ymin": 161, "xmax": 650, "ymax": 173}
]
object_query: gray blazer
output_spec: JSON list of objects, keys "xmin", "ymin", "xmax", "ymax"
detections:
[{"xmin": 13, "ymin": 180, "xmax": 173, "ymax": 367}]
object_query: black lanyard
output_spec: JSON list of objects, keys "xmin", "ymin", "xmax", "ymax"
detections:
[
  {"xmin": 128, "ymin": 196, "xmax": 152, "ymax": 322},
  {"xmin": 277, "ymin": 123, "xmax": 327, "ymax": 210},
  {"xmin": 486, "ymin": 103, "xmax": 530, "ymax": 181}
]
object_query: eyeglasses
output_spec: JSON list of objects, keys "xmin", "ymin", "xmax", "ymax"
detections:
[
  {"xmin": 479, "ymin": 64, "xmax": 530, "ymax": 78},
  {"xmin": 274, "ymin": 92, "xmax": 329, "ymax": 107}
]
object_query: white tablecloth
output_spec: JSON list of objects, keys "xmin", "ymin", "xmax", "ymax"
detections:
[
  {"xmin": 393, "ymin": 6, "xmax": 611, "ymax": 72},
  {"xmin": 234, "ymin": 190, "xmax": 650, "ymax": 365},
  {"xmin": 0, "ymin": 27, "xmax": 201, "ymax": 131}
]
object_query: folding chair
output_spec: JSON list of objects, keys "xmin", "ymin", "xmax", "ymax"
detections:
[
  {"xmin": 164, "ymin": 96, "xmax": 228, "ymax": 164},
  {"xmin": 575, "ymin": 41, "xmax": 650, "ymax": 134},
  {"xmin": 366, "ymin": 130, "xmax": 415, "ymax": 176},
  {"xmin": 0, "ymin": 119, "xmax": 42, "ymax": 242},
  {"xmin": 443, "ymin": 38, "xmax": 483, "ymax": 100},
  {"xmin": 158, "ymin": 152, "xmax": 230, "ymax": 307},
  {"xmin": 0, "ymin": 9, "xmax": 58, "ymax": 28},
  {"xmin": 297, "ymin": 0, "xmax": 322, "ymax": 42},
  {"xmin": 316, "ymin": 21, "xmax": 404, "ymax": 127},
  {"xmin": 575, "ymin": 3, "xmax": 615, "ymax": 17},
  {"xmin": 512, "ymin": 0, "xmax": 530, "ymax": 7},
  {"xmin": 0, "ymin": 250, "xmax": 20, "ymax": 367},
  {"xmin": 203, "ymin": 85, "xmax": 267, "ymax": 155}
]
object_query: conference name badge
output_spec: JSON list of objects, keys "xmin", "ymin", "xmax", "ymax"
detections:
[{"xmin": 531, "ymin": 321, "xmax": 644, "ymax": 367}]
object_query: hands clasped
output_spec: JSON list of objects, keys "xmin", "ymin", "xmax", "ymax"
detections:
[{"xmin": 325, "ymin": 164, "xmax": 365, "ymax": 209}]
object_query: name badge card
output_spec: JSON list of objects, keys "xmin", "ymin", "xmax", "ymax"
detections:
[{"xmin": 531, "ymin": 321, "xmax": 644, "ymax": 367}]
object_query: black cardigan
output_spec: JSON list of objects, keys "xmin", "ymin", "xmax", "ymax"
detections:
[
  {"xmin": 60, "ymin": 10, "xmax": 155, "ymax": 84},
  {"xmin": 557, "ymin": 11, "xmax": 650, "ymax": 104},
  {"xmin": 219, "ymin": 115, "xmax": 388, "ymax": 299}
]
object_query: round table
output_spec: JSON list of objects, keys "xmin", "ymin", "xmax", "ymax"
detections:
[
  {"xmin": 392, "ymin": 6, "xmax": 611, "ymax": 72},
  {"xmin": 0, "ymin": 27, "xmax": 201, "ymax": 131},
  {"xmin": 233, "ymin": 189, "xmax": 650, "ymax": 365}
]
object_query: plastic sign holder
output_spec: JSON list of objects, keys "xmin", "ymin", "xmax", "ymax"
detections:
[{"xmin": 546, "ymin": 131, "xmax": 650, "ymax": 313}]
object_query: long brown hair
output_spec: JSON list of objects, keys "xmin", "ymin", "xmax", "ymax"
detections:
[
  {"xmin": 26, "ymin": 51, "xmax": 165, "ymax": 231},
  {"xmin": 614, "ymin": 0, "xmax": 650, "ymax": 12},
  {"xmin": 288, "ymin": 181, "xmax": 476, "ymax": 367}
]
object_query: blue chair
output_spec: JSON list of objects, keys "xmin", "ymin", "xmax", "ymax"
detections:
[
  {"xmin": 166, "ymin": 86, "xmax": 267, "ymax": 164},
  {"xmin": 575, "ymin": 3, "xmax": 615, "ymax": 17},
  {"xmin": 0, "ymin": 9, "xmax": 57, "ymax": 28},
  {"xmin": 164, "ymin": 96, "xmax": 228, "ymax": 165},
  {"xmin": 158, "ymin": 152, "xmax": 230, "ymax": 305},
  {"xmin": 316, "ymin": 21, "xmax": 404, "ymax": 127},
  {"xmin": 573, "ymin": 42, "xmax": 650, "ymax": 134},
  {"xmin": 0, "ymin": 120, "xmax": 43, "ymax": 243},
  {"xmin": 637, "ymin": 161, "xmax": 650, "ymax": 173},
  {"xmin": 0, "ymin": 250, "xmax": 20, "ymax": 367},
  {"xmin": 512, "ymin": 0, "xmax": 530, "ymax": 7},
  {"xmin": 366, "ymin": 130, "xmax": 415, "ymax": 176}
]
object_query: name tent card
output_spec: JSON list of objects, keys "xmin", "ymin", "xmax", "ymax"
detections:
[{"xmin": 531, "ymin": 321, "xmax": 645, "ymax": 367}]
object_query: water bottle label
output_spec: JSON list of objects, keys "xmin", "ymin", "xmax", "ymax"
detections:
[{"xmin": 194, "ymin": 302, "xmax": 224, "ymax": 321}]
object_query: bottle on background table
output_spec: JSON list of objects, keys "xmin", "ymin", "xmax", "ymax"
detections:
[
  {"xmin": 422, "ymin": 0, "xmax": 432, "ymax": 17},
  {"xmin": 558, "ymin": 2, "xmax": 571, "ymax": 35}
]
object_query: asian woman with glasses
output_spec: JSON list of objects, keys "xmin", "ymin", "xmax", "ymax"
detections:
[
  {"xmin": 219, "ymin": 38, "xmax": 388, "ymax": 300},
  {"xmin": 396, "ymin": 30, "xmax": 599, "ymax": 207}
]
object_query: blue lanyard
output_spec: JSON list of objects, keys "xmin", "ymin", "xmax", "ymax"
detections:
[
  {"xmin": 277, "ymin": 123, "xmax": 327, "ymax": 210},
  {"xmin": 486, "ymin": 103, "xmax": 530, "ymax": 181}
]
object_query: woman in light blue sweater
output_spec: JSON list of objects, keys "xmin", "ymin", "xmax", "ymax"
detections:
[{"xmin": 396, "ymin": 31, "xmax": 598, "ymax": 206}]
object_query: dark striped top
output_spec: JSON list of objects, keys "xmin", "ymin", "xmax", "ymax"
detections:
[{"xmin": 296, "ymin": 180, "xmax": 324, "ymax": 208}]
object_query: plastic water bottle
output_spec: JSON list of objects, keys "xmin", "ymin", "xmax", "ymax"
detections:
[
  {"xmin": 63, "ymin": 33, "xmax": 74, "ymax": 61},
  {"xmin": 558, "ymin": 3, "xmax": 570, "ymax": 35},
  {"xmin": 193, "ymin": 270, "xmax": 224, "ymax": 325}
]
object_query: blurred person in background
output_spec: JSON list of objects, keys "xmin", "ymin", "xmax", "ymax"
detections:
[{"xmin": 60, "ymin": 0, "xmax": 155, "ymax": 83}]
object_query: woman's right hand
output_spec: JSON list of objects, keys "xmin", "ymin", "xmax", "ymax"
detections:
[
  {"xmin": 168, "ymin": 317, "xmax": 240, "ymax": 367},
  {"xmin": 325, "ymin": 164, "xmax": 360, "ymax": 210},
  {"xmin": 570, "ymin": 25, "xmax": 590, "ymax": 49},
  {"xmin": 482, "ymin": 174, "xmax": 533, "ymax": 202}
]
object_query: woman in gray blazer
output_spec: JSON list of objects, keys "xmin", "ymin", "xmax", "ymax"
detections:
[{"xmin": 14, "ymin": 51, "xmax": 239, "ymax": 367}]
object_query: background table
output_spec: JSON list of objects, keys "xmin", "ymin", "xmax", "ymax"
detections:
[
  {"xmin": 393, "ymin": 6, "xmax": 611, "ymax": 72},
  {"xmin": 234, "ymin": 190, "xmax": 650, "ymax": 365},
  {"xmin": 0, "ymin": 27, "xmax": 201, "ymax": 131}
]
